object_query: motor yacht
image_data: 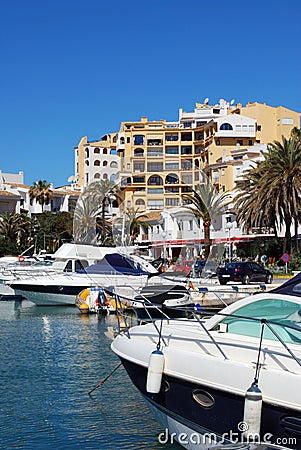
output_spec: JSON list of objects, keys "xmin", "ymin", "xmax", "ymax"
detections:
[
  {"xmin": 10, "ymin": 250, "xmax": 158, "ymax": 306},
  {"xmin": 111, "ymin": 274, "xmax": 301, "ymax": 449}
]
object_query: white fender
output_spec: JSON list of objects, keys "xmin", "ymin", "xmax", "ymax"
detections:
[
  {"xmin": 242, "ymin": 382, "xmax": 262, "ymax": 438},
  {"xmin": 146, "ymin": 349, "xmax": 164, "ymax": 394}
]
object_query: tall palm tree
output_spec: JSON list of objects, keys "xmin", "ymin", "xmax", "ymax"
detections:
[
  {"xmin": 73, "ymin": 180, "xmax": 122, "ymax": 245},
  {"xmin": 182, "ymin": 181, "xmax": 229, "ymax": 259},
  {"xmin": 234, "ymin": 168, "xmax": 279, "ymax": 237},
  {"xmin": 124, "ymin": 207, "xmax": 150, "ymax": 244},
  {"xmin": 234, "ymin": 135, "xmax": 301, "ymax": 254},
  {"xmin": 29, "ymin": 180, "xmax": 53, "ymax": 212}
]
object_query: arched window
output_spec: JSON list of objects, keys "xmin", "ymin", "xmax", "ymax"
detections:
[
  {"xmin": 85, "ymin": 160, "xmax": 90, "ymax": 166},
  {"xmin": 120, "ymin": 137, "xmax": 125, "ymax": 145},
  {"xmin": 103, "ymin": 148, "xmax": 108, "ymax": 154},
  {"xmin": 110, "ymin": 161, "xmax": 118, "ymax": 168},
  {"xmin": 85, "ymin": 148, "xmax": 89, "ymax": 158},
  {"xmin": 148, "ymin": 175, "xmax": 163, "ymax": 186},
  {"xmin": 165, "ymin": 173, "xmax": 179, "ymax": 184},
  {"xmin": 103, "ymin": 161, "xmax": 108, "ymax": 166},
  {"xmin": 94, "ymin": 173, "xmax": 100, "ymax": 179},
  {"xmin": 134, "ymin": 148, "xmax": 144, "ymax": 157},
  {"xmin": 103, "ymin": 173, "xmax": 108, "ymax": 180},
  {"xmin": 112, "ymin": 200, "xmax": 118, "ymax": 208},
  {"xmin": 94, "ymin": 148, "xmax": 100, "ymax": 154},
  {"xmin": 94, "ymin": 160, "xmax": 100, "ymax": 166},
  {"xmin": 220, "ymin": 123, "xmax": 233, "ymax": 130},
  {"xmin": 135, "ymin": 199, "xmax": 145, "ymax": 206}
]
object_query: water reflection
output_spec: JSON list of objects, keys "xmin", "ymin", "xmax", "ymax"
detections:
[{"xmin": 0, "ymin": 299, "xmax": 179, "ymax": 449}]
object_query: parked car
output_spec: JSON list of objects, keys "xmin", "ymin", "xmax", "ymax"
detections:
[
  {"xmin": 194, "ymin": 259, "xmax": 218, "ymax": 278},
  {"xmin": 173, "ymin": 260, "xmax": 195, "ymax": 275},
  {"xmin": 217, "ymin": 261, "xmax": 273, "ymax": 285}
]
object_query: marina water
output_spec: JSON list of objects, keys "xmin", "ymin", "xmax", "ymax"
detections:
[{"xmin": 0, "ymin": 300, "xmax": 180, "ymax": 449}]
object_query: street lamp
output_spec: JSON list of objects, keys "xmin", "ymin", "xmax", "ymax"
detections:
[{"xmin": 225, "ymin": 222, "xmax": 233, "ymax": 261}]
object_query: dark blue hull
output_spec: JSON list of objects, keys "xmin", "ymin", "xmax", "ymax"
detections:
[{"xmin": 120, "ymin": 358, "xmax": 301, "ymax": 449}]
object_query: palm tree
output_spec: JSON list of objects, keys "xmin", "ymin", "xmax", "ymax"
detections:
[
  {"xmin": 182, "ymin": 181, "xmax": 229, "ymax": 259},
  {"xmin": 29, "ymin": 180, "xmax": 53, "ymax": 212},
  {"xmin": 124, "ymin": 207, "xmax": 150, "ymax": 244},
  {"xmin": 291, "ymin": 126, "xmax": 301, "ymax": 140},
  {"xmin": 0, "ymin": 212, "xmax": 30, "ymax": 241},
  {"xmin": 234, "ymin": 168, "xmax": 279, "ymax": 237},
  {"xmin": 73, "ymin": 180, "xmax": 122, "ymax": 245},
  {"xmin": 234, "ymin": 135, "xmax": 301, "ymax": 254},
  {"xmin": 0, "ymin": 212, "xmax": 31, "ymax": 255}
]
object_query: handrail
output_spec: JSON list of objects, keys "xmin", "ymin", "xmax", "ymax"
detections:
[{"xmin": 108, "ymin": 286, "xmax": 301, "ymax": 371}]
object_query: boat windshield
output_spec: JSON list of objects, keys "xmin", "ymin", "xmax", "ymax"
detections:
[{"xmin": 214, "ymin": 298, "xmax": 301, "ymax": 344}]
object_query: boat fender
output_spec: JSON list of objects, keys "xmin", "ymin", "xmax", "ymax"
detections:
[
  {"xmin": 18, "ymin": 255, "xmax": 25, "ymax": 262},
  {"xmin": 146, "ymin": 349, "xmax": 164, "ymax": 394},
  {"xmin": 242, "ymin": 382, "xmax": 262, "ymax": 439},
  {"xmin": 80, "ymin": 289, "xmax": 89, "ymax": 301}
]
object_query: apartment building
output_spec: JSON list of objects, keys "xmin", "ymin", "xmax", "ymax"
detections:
[
  {"xmin": 73, "ymin": 99, "xmax": 300, "ymax": 258},
  {"xmin": 111, "ymin": 99, "xmax": 300, "ymax": 212},
  {"xmin": 75, "ymin": 133, "xmax": 120, "ymax": 188}
]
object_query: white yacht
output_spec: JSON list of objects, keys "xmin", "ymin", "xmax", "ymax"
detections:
[
  {"xmin": 9, "ymin": 248, "xmax": 159, "ymax": 306},
  {"xmin": 111, "ymin": 275, "xmax": 301, "ymax": 449}
]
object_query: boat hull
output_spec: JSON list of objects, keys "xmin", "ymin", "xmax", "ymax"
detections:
[
  {"xmin": 12, "ymin": 274, "xmax": 149, "ymax": 306},
  {"xmin": 120, "ymin": 357, "xmax": 301, "ymax": 449}
]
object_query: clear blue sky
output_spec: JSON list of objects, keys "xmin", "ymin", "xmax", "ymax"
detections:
[{"xmin": 1, "ymin": 0, "xmax": 300, "ymax": 187}]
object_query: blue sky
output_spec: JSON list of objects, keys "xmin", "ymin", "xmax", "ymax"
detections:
[{"xmin": 1, "ymin": 0, "xmax": 300, "ymax": 187}]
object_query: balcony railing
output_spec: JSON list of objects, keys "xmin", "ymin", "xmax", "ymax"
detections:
[{"xmin": 147, "ymin": 148, "xmax": 163, "ymax": 156}]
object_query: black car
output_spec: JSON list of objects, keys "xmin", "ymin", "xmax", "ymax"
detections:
[
  {"xmin": 216, "ymin": 261, "xmax": 273, "ymax": 285},
  {"xmin": 194, "ymin": 259, "xmax": 218, "ymax": 278}
]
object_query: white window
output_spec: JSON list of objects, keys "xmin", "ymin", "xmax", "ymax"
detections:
[{"xmin": 282, "ymin": 118, "xmax": 293, "ymax": 125}]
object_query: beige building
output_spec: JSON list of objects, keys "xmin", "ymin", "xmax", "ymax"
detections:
[
  {"xmin": 110, "ymin": 99, "xmax": 300, "ymax": 212},
  {"xmin": 237, "ymin": 101, "xmax": 300, "ymax": 144},
  {"xmin": 73, "ymin": 99, "xmax": 300, "ymax": 257}
]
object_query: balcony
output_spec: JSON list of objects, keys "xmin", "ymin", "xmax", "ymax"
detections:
[
  {"xmin": 147, "ymin": 148, "xmax": 163, "ymax": 157},
  {"xmin": 147, "ymin": 139, "xmax": 163, "ymax": 146}
]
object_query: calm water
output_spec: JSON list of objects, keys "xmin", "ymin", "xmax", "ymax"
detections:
[{"xmin": 0, "ymin": 300, "xmax": 181, "ymax": 449}]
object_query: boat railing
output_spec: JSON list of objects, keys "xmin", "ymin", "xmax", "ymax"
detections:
[{"xmin": 108, "ymin": 286, "xmax": 301, "ymax": 371}]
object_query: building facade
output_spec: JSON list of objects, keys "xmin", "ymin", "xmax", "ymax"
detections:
[
  {"xmin": 0, "ymin": 170, "xmax": 80, "ymax": 216},
  {"xmin": 73, "ymin": 99, "xmax": 300, "ymax": 258},
  {"xmin": 75, "ymin": 133, "xmax": 120, "ymax": 188}
]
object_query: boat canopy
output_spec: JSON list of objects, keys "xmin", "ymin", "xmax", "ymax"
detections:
[
  {"xmin": 78, "ymin": 253, "xmax": 151, "ymax": 275},
  {"xmin": 271, "ymin": 272, "xmax": 301, "ymax": 297}
]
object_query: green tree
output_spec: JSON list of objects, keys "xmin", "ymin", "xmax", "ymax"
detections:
[
  {"xmin": 33, "ymin": 211, "xmax": 73, "ymax": 252},
  {"xmin": 73, "ymin": 180, "xmax": 122, "ymax": 245},
  {"xmin": 29, "ymin": 180, "xmax": 53, "ymax": 212},
  {"xmin": 234, "ymin": 135, "xmax": 301, "ymax": 254},
  {"xmin": 0, "ymin": 212, "xmax": 31, "ymax": 255},
  {"xmin": 182, "ymin": 181, "xmax": 229, "ymax": 259},
  {"xmin": 124, "ymin": 207, "xmax": 150, "ymax": 244}
]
